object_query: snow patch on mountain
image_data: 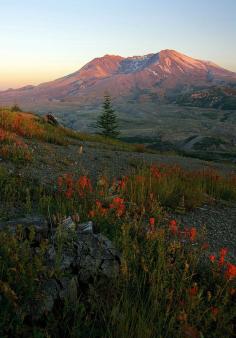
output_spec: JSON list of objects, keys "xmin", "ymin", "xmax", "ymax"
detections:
[
  {"xmin": 118, "ymin": 53, "xmax": 159, "ymax": 74},
  {"xmin": 147, "ymin": 68, "xmax": 159, "ymax": 76}
]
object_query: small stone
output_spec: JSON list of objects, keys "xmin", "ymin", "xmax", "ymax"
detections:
[
  {"xmin": 62, "ymin": 216, "xmax": 76, "ymax": 230},
  {"xmin": 77, "ymin": 221, "xmax": 93, "ymax": 234}
]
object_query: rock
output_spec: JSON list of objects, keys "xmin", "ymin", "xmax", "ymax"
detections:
[
  {"xmin": 61, "ymin": 216, "xmax": 76, "ymax": 230},
  {"xmin": 44, "ymin": 113, "xmax": 59, "ymax": 126},
  {"xmin": 75, "ymin": 231, "xmax": 120, "ymax": 282},
  {"xmin": 77, "ymin": 221, "xmax": 93, "ymax": 233},
  {"xmin": 0, "ymin": 214, "xmax": 121, "ymax": 320}
]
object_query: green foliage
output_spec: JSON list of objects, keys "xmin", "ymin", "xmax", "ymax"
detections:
[
  {"xmin": 101, "ymin": 222, "xmax": 236, "ymax": 338},
  {"xmin": 0, "ymin": 227, "xmax": 49, "ymax": 336},
  {"xmin": 0, "ymin": 165, "xmax": 236, "ymax": 336},
  {"xmin": 96, "ymin": 95, "xmax": 120, "ymax": 138}
]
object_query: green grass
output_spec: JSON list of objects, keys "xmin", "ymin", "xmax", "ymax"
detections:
[{"xmin": 0, "ymin": 107, "xmax": 151, "ymax": 153}]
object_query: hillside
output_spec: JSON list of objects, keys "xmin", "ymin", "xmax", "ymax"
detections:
[
  {"xmin": 0, "ymin": 108, "xmax": 236, "ymax": 337},
  {"xmin": 176, "ymin": 85, "xmax": 236, "ymax": 110}
]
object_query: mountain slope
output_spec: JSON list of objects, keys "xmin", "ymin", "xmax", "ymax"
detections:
[{"xmin": 0, "ymin": 50, "xmax": 235, "ymax": 110}]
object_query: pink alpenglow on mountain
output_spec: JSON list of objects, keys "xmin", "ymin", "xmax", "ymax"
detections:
[{"xmin": 0, "ymin": 49, "xmax": 235, "ymax": 111}]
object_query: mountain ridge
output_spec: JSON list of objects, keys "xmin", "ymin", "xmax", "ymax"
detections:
[{"xmin": 0, "ymin": 49, "xmax": 235, "ymax": 115}]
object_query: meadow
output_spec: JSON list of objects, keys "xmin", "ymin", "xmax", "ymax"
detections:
[{"xmin": 0, "ymin": 108, "xmax": 236, "ymax": 337}]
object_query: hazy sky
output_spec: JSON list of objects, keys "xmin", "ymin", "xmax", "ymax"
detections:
[{"xmin": 0, "ymin": 0, "xmax": 236, "ymax": 90}]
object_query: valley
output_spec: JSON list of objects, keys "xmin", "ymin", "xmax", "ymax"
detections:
[{"xmin": 1, "ymin": 49, "xmax": 235, "ymax": 163}]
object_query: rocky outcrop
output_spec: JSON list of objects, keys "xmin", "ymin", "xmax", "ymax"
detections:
[
  {"xmin": 44, "ymin": 113, "xmax": 59, "ymax": 126},
  {"xmin": 0, "ymin": 215, "xmax": 120, "ymax": 319}
]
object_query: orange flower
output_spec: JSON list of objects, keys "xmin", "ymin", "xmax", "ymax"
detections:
[
  {"xmin": 110, "ymin": 197, "xmax": 125, "ymax": 217},
  {"xmin": 220, "ymin": 248, "xmax": 228, "ymax": 258},
  {"xmin": 95, "ymin": 200, "xmax": 102, "ymax": 209},
  {"xmin": 209, "ymin": 255, "xmax": 216, "ymax": 263},
  {"xmin": 88, "ymin": 210, "xmax": 95, "ymax": 218},
  {"xmin": 218, "ymin": 247, "xmax": 228, "ymax": 267},
  {"xmin": 65, "ymin": 173, "xmax": 73, "ymax": 188},
  {"xmin": 118, "ymin": 176, "xmax": 128, "ymax": 190},
  {"xmin": 113, "ymin": 197, "xmax": 124, "ymax": 205},
  {"xmin": 225, "ymin": 263, "xmax": 236, "ymax": 280},
  {"xmin": 189, "ymin": 285, "xmax": 198, "ymax": 297},
  {"xmin": 149, "ymin": 218, "xmax": 155, "ymax": 226},
  {"xmin": 100, "ymin": 207, "xmax": 108, "ymax": 216},
  {"xmin": 169, "ymin": 219, "xmax": 178, "ymax": 234},
  {"xmin": 116, "ymin": 204, "xmax": 125, "ymax": 217},
  {"xmin": 150, "ymin": 165, "xmax": 161, "ymax": 179},
  {"xmin": 65, "ymin": 187, "xmax": 73, "ymax": 199},
  {"xmin": 78, "ymin": 176, "xmax": 92, "ymax": 192},
  {"xmin": 189, "ymin": 227, "xmax": 197, "ymax": 242},
  {"xmin": 211, "ymin": 307, "xmax": 219, "ymax": 317}
]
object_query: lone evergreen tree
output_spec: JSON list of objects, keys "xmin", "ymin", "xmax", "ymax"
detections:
[{"xmin": 96, "ymin": 95, "xmax": 120, "ymax": 138}]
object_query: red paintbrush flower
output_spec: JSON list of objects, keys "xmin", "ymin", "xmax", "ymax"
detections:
[
  {"xmin": 169, "ymin": 219, "xmax": 178, "ymax": 234},
  {"xmin": 225, "ymin": 263, "xmax": 236, "ymax": 280},
  {"xmin": 149, "ymin": 218, "xmax": 155, "ymax": 226},
  {"xmin": 209, "ymin": 254, "xmax": 216, "ymax": 263},
  {"xmin": 189, "ymin": 227, "xmax": 197, "ymax": 242}
]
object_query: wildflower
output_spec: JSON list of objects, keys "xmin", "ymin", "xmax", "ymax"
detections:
[
  {"xmin": 116, "ymin": 203, "xmax": 125, "ymax": 217},
  {"xmin": 95, "ymin": 200, "xmax": 102, "ymax": 209},
  {"xmin": 150, "ymin": 165, "xmax": 161, "ymax": 179},
  {"xmin": 88, "ymin": 210, "xmax": 95, "ymax": 218},
  {"xmin": 110, "ymin": 197, "xmax": 125, "ymax": 217},
  {"xmin": 211, "ymin": 307, "xmax": 219, "ymax": 318},
  {"xmin": 218, "ymin": 247, "xmax": 228, "ymax": 266},
  {"xmin": 65, "ymin": 173, "xmax": 73, "ymax": 187},
  {"xmin": 118, "ymin": 176, "xmax": 128, "ymax": 190},
  {"xmin": 149, "ymin": 218, "xmax": 155, "ymax": 226},
  {"xmin": 209, "ymin": 255, "xmax": 216, "ymax": 263},
  {"xmin": 110, "ymin": 197, "xmax": 124, "ymax": 207},
  {"xmin": 189, "ymin": 227, "xmax": 197, "ymax": 242},
  {"xmin": 169, "ymin": 219, "xmax": 178, "ymax": 234},
  {"xmin": 77, "ymin": 176, "xmax": 92, "ymax": 196},
  {"xmin": 220, "ymin": 247, "xmax": 228, "ymax": 258},
  {"xmin": 189, "ymin": 284, "xmax": 198, "ymax": 297},
  {"xmin": 225, "ymin": 263, "xmax": 236, "ymax": 280},
  {"xmin": 65, "ymin": 187, "xmax": 73, "ymax": 199}
]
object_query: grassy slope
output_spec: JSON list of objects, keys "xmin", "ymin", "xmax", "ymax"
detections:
[{"xmin": 0, "ymin": 108, "xmax": 236, "ymax": 337}]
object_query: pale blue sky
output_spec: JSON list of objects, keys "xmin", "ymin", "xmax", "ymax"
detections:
[{"xmin": 0, "ymin": 0, "xmax": 235, "ymax": 89}]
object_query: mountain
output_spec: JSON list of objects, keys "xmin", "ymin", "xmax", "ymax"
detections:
[{"xmin": 0, "ymin": 49, "xmax": 235, "ymax": 112}]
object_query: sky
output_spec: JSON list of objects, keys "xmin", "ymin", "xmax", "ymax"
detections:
[{"xmin": 0, "ymin": 0, "xmax": 236, "ymax": 90}]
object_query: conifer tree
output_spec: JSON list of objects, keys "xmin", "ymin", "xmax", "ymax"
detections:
[{"xmin": 96, "ymin": 95, "xmax": 120, "ymax": 138}]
